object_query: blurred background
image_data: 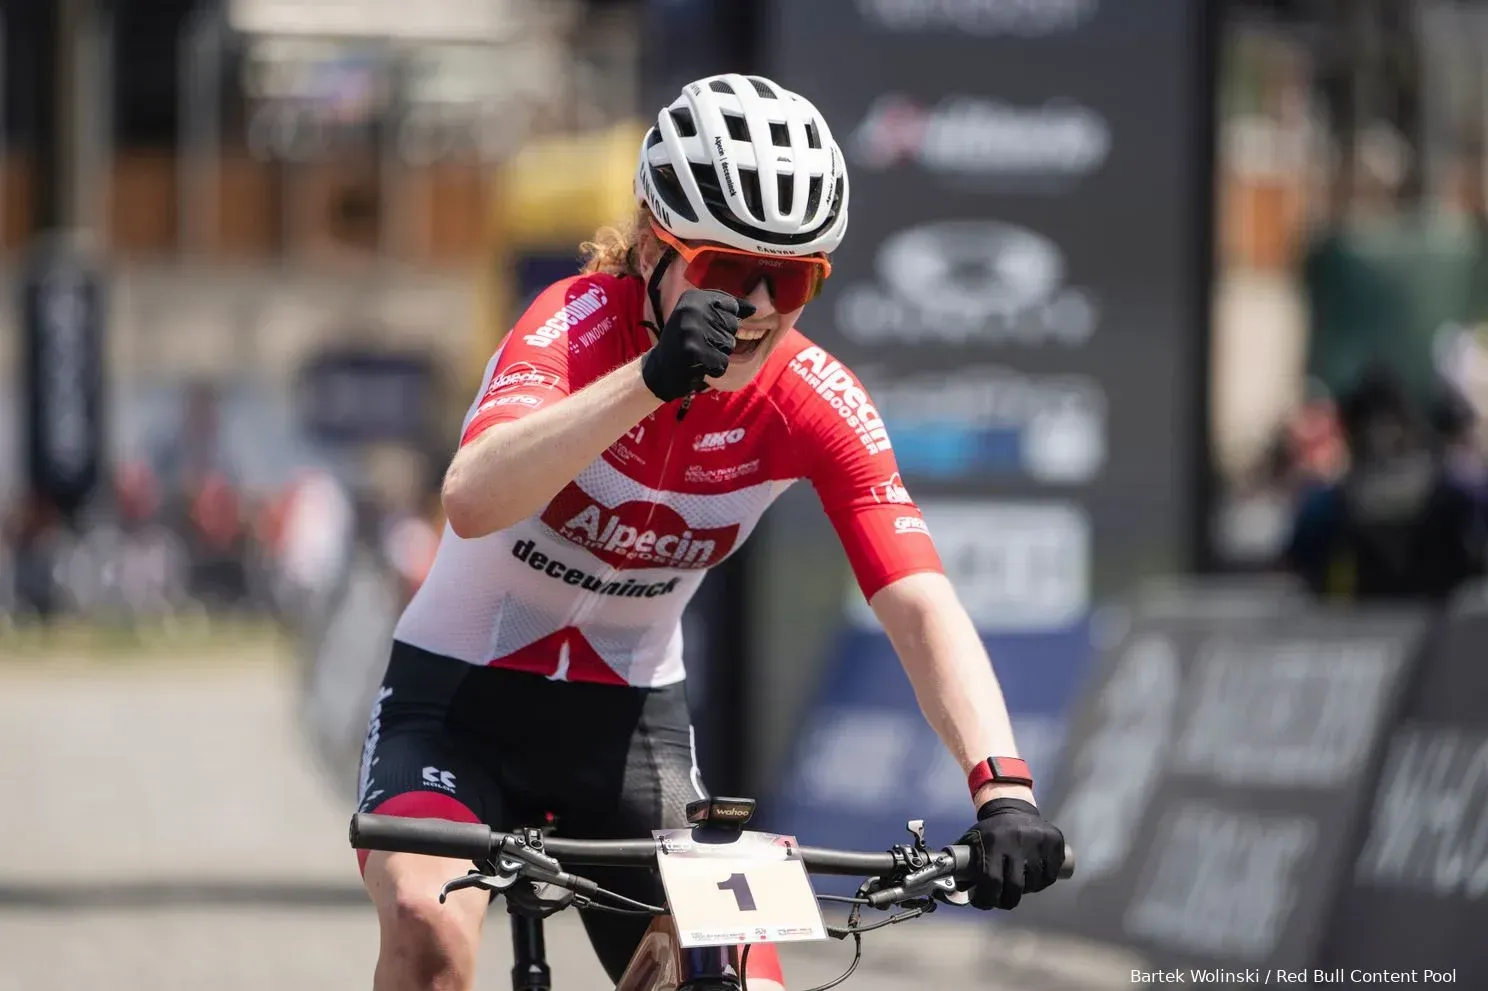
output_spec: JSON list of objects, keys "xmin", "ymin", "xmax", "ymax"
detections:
[{"xmin": 2, "ymin": 0, "xmax": 1486, "ymax": 988}]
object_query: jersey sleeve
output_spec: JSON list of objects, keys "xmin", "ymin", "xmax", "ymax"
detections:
[
  {"xmin": 783, "ymin": 342, "xmax": 944, "ymax": 601},
  {"xmin": 459, "ymin": 277, "xmax": 616, "ymax": 447}
]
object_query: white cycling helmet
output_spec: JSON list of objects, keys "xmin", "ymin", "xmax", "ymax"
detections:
[{"xmin": 635, "ymin": 73, "xmax": 849, "ymax": 257}]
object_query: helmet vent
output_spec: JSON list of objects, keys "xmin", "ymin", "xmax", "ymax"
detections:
[
  {"xmin": 669, "ymin": 107, "xmax": 697, "ymax": 138},
  {"xmin": 748, "ymin": 77, "xmax": 778, "ymax": 99},
  {"xmin": 723, "ymin": 113, "xmax": 750, "ymax": 141}
]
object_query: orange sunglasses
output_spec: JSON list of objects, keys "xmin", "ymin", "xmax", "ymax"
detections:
[{"xmin": 650, "ymin": 222, "xmax": 832, "ymax": 313}]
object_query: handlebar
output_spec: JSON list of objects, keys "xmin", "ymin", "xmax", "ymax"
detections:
[
  {"xmin": 351, "ymin": 812, "xmax": 906, "ymax": 874},
  {"xmin": 349, "ymin": 812, "xmax": 1075, "ymax": 889}
]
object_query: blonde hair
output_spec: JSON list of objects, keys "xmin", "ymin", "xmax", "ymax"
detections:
[{"xmin": 579, "ymin": 204, "xmax": 662, "ymax": 278}]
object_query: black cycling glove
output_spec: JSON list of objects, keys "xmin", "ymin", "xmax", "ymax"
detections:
[
  {"xmin": 641, "ymin": 289, "xmax": 756, "ymax": 402},
  {"xmin": 958, "ymin": 797, "xmax": 1066, "ymax": 910}
]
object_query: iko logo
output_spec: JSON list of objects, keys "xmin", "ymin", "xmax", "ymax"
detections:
[
  {"xmin": 787, "ymin": 345, "xmax": 892, "ymax": 455},
  {"xmin": 855, "ymin": 0, "xmax": 1098, "ymax": 36},
  {"xmin": 835, "ymin": 220, "xmax": 1098, "ymax": 348},
  {"xmin": 421, "ymin": 766, "xmax": 457, "ymax": 791},
  {"xmin": 693, "ymin": 428, "xmax": 746, "ymax": 452},
  {"xmin": 541, "ymin": 482, "xmax": 740, "ymax": 570},
  {"xmin": 872, "ymin": 473, "xmax": 913, "ymax": 504},
  {"xmin": 522, "ymin": 284, "xmax": 609, "ymax": 349},
  {"xmin": 848, "ymin": 94, "xmax": 1110, "ymax": 187},
  {"xmin": 894, "ymin": 515, "xmax": 930, "ymax": 535},
  {"xmin": 486, "ymin": 361, "xmax": 558, "ymax": 396}
]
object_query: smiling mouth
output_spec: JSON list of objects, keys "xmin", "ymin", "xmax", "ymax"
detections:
[{"xmin": 733, "ymin": 324, "xmax": 772, "ymax": 359}]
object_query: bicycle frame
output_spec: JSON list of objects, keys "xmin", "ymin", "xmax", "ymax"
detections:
[{"xmin": 512, "ymin": 911, "xmax": 740, "ymax": 991}]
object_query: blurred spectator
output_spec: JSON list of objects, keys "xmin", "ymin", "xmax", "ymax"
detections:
[
  {"xmin": 149, "ymin": 380, "xmax": 238, "ymax": 497},
  {"xmin": 1283, "ymin": 367, "xmax": 1486, "ymax": 600},
  {"xmin": 146, "ymin": 381, "xmax": 253, "ymax": 609}
]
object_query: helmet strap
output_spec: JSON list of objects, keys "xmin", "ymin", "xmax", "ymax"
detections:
[{"xmin": 642, "ymin": 247, "xmax": 676, "ymax": 338}]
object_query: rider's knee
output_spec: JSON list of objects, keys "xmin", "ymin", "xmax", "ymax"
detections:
[
  {"xmin": 381, "ymin": 900, "xmax": 474, "ymax": 987},
  {"xmin": 375, "ymin": 870, "xmax": 482, "ymax": 989}
]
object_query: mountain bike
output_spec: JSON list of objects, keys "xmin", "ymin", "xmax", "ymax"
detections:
[{"xmin": 349, "ymin": 796, "xmax": 1075, "ymax": 991}]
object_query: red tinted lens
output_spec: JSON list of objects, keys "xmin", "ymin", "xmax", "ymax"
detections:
[{"xmin": 684, "ymin": 252, "xmax": 824, "ymax": 311}]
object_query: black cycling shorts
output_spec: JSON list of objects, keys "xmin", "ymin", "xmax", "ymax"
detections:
[{"xmin": 355, "ymin": 641, "xmax": 707, "ymax": 984}]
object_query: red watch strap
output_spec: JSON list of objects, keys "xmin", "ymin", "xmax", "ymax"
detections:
[{"xmin": 967, "ymin": 756, "xmax": 1034, "ymax": 795}]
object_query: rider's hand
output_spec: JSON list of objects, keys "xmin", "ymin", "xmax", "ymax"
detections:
[
  {"xmin": 641, "ymin": 289, "xmax": 756, "ymax": 402},
  {"xmin": 958, "ymin": 797, "xmax": 1066, "ymax": 910}
]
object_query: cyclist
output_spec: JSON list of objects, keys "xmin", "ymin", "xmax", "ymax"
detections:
[{"xmin": 357, "ymin": 73, "xmax": 1068, "ymax": 991}]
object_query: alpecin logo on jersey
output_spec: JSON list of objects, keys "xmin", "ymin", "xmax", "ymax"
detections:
[
  {"xmin": 485, "ymin": 361, "xmax": 559, "ymax": 397},
  {"xmin": 541, "ymin": 482, "xmax": 740, "ymax": 570},
  {"xmin": 523, "ymin": 284, "xmax": 609, "ymax": 349},
  {"xmin": 788, "ymin": 345, "xmax": 892, "ymax": 455}
]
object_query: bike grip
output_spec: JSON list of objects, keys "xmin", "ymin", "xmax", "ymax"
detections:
[
  {"xmin": 349, "ymin": 813, "xmax": 495, "ymax": 862},
  {"xmin": 944, "ymin": 843, "xmax": 1076, "ymax": 879}
]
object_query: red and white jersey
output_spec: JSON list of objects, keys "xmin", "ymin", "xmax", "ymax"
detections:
[{"xmin": 394, "ymin": 273, "xmax": 943, "ymax": 686}]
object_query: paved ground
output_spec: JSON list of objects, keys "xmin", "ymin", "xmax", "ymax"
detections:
[{"xmin": 0, "ymin": 647, "xmax": 1135, "ymax": 990}]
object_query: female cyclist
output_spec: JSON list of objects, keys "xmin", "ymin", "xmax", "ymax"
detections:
[{"xmin": 356, "ymin": 72, "xmax": 1068, "ymax": 991}]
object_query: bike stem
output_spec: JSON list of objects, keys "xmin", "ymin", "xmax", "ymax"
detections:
[{"xmin": 510, "ymin": 913, "xmax": 551, "ymax": 991}]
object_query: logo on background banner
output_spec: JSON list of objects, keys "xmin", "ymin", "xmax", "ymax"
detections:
[
  {"xmin": 856, "ymin": 363, "xmax": 1107, "ymax": 485},
  {"xmin": 849, "ymin": 94, "xmax": 1111, "ymax": 186},
  {"xmin": 850, "ymin": 500, "xmax": 1090, "ymax": 633},
  {"xmin": 834, "ymin": 220, "xmax": 1098, "ymax": 347},
  {"xmin": 540, "ymin": 482, "xmax": 739, "ymax": 570},
  {"xmin": 855, "ymin": 0, "xmax": 1098, "ymax": 36}
]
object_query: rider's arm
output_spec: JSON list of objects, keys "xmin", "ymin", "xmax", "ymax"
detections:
[
  {"xmin": 790, "ymin": 344, "xmax": 1035, "ymax": 811},
  {"xmin": 869, "ymin": 573, "xmax": 1036, "ymax": 809},
  {"xmin": 442, "ymin": 278, "xmax": 664, "ymax": 539}
]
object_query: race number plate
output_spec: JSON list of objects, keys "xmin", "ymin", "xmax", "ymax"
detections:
[{"xmin": 654, "ymin": 828, "xmax": 828, "ymax": 948}]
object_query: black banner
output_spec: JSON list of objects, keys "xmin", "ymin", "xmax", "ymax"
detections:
[
  {"xmin": 21, "ymin": 245, "xmax": 107, "ymax": 520},
  {"xmin": 766, "ymin": 0, "xmax": 1210, "ymax": 595},
  {"xmin": 1020, "ymin": 582, "xmax": 1430, "ymax": 971},
  {"xmin": 1319, "ymin": 587, "xmax": 1488, "ymax": 982},
  {"xmin": 296, "ymin": 348, "xmax": 439, "ymax": 447}
]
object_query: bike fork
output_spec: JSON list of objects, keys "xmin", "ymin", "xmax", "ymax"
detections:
[{"xmin": 510, "ymin": 913, "xmax": 551, "ymax": 991}]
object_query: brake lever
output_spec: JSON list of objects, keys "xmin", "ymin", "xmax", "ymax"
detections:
[
  {"xmin": 438, "ymin": 859, "xmax": 525, "ymax": 904},
  {"xmin": 930, "ymin": 876, "xmax": 970, "ymax": 906}
]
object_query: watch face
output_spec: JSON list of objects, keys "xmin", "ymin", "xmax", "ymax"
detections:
[{"xmin": 988, "ymin": 757, "xmax": 1034, "ymax": 784}]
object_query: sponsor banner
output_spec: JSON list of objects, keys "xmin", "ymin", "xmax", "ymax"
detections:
[
  {"xmin": 761, "ymin": 620, "xmax": 1092, "ymax": 896},
  {"xmin": 767, "ymin": 0, "xmax": 1204, "ymax": 590},
  {"xmin": 296, "ymin": 348, "xmax": 439, "ymax": 445},
  {"xmin": 852, "ymin": 0, "xmax": 1101, "ymax": 38},
  {"xmin": 1018, "ymin": 583, "xmax": 1430, "ymax": 971},
  {"xmin": 1318, "ymin": 587, "xmax": 1488, "ymax": 982},
  {"xmin": 22, "ymin": 247, "xmax": 107, "ymax": 519},
  {"xmin": 855, "ymin": 363, "xmax": 1107, "ymax": 487},
  {"xmin": 847, "ymin": 499, "xmax": 1091, "ymax": 635}
]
